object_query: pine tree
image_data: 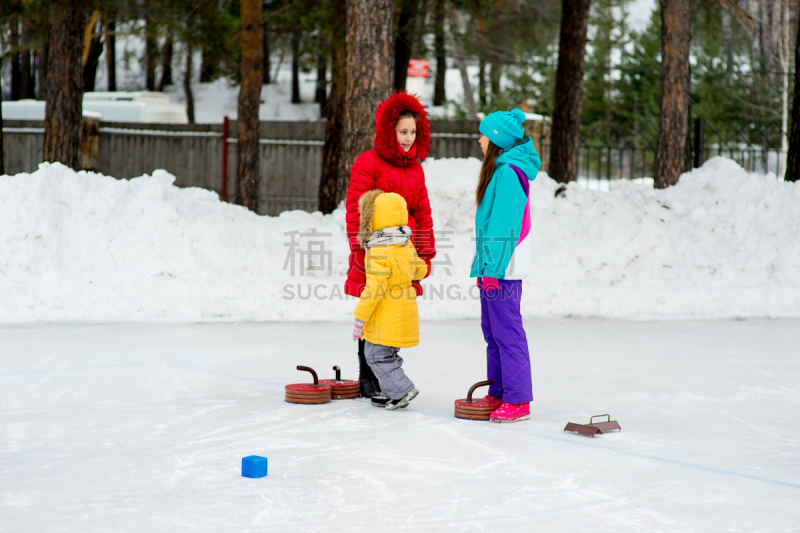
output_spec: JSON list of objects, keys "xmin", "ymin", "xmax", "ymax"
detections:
[
  {"xmin": 1, "ymin": 54, "xmax": 4, "ymax": 176},
  {"xmin": 319, "ymin": 0, "xmax": 347, "ymax": 213},
  {"xmin": 236, "ymin": 0, "xmax": 264, "ymax": 212},
  {"xmin": 105, "ymin": 9, "xmax": 116, "ymax": 91},
  {"xmin": 785, "ymin": 1, "xmax": 800, "ymax": 182},
  {"xmin": 338, "ymin": 0, "xmax": 394, "ymax": 190},
  {"xmin": 82, "ymin": 11, "xmax": 103, "ymax": 93},
  {"xmin": 550, "ymin": 0, "xmax": 591, "ymax": 183},
  {"xmin": 653, "ymin": 0, "xmax": 692, "ymax": 188},
  {"xmin": 43, "ymin": 1, "xmax": 85, "ymax": 170},
  {"xmin": 394, "ymin": 0, "xmax": 420, "ymax": 91},
  {"xmin": 432, "ymin": 0, "xmax": 446, "ymax": 106}
]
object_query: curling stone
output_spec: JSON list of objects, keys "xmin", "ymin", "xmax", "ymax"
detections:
[
  {"xmin": 285, "ymin": 365, "xmax": 332, "ymax": 404},
  {"xmin": 454, "ymin": 380, "xmax": 500, "ymax": 420},
  {"xmin": 319, "ymin": 366, "xmax": 360, "ymax": 399},
  {"xmin": 564, "ymin": 414, "xmax": 621, "ymax": 437}
]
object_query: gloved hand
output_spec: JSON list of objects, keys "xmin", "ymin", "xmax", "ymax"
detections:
[
  {"xmin": 483, "ymin": 276, "xmax": 500, "ymax": 291},
  {"xmin": 353, "ymin": 319, "xmax": 364, "ymax": 341}
]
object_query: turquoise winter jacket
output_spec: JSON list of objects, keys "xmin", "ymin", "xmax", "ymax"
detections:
[{"xmin": 470, "ymin": 137, "xmax": 541, "ymax": 279}]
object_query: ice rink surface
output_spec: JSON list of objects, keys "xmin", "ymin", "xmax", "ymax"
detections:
[{"xmin": 1, "ymin": 319, "xmax": 798, "ymax": 532}]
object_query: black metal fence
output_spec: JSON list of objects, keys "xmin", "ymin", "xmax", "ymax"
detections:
[
  {"xmin": 698, "ymin": 118, "xmax": 784, "ymax": 176},
  {"xmin": 576, "ymin": 115, "xmax": 786, "ymax": 183},
  {"xmin": 2, "ymin": 115, "xmax": 786, "ymax": 215},
  {"xmin": 578, "ymin": 115, "xmax": 658, "ymax": 183}
]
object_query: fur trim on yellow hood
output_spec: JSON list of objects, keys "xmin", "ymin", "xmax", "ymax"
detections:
[{"xmin": 357, "ymin": 190, "xmax": 409, "ymax": 246}]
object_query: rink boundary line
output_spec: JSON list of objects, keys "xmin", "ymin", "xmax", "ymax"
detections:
[
  {"xmin": 6, "ymin": 358, "xmax": 799, "ymax": 491},
  {"xmin": 0, "ymin": 358, "xmax": 280, "ymax": 384},
  {"xmin": 522, "ymin": 430, "xmax": 800, "ymax": 491}
]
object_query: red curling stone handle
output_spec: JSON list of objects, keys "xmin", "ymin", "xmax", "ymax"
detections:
[
  {"xmin": 467, "ymin": 380, "xmax": 493, "ymax": 402},
  {"xmin": 333, "ymin": 365, "xmax": 341, "ymax": 381},
  {"xmin": 297, "ymin": 365, "xmax": 319, "ymax": 385}
]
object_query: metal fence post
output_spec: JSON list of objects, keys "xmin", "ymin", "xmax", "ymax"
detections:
[{"xmin": 693, "ymin": 117, "xmax": 704, "ymax": 168}]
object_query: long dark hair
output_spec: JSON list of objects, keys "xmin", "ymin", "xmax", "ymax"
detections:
[{"xmin": 476, "ymin": 140, "xmax": 503, "ymax": 205}]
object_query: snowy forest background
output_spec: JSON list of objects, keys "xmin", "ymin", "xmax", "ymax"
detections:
[{"xmin": 0, "ymin": 0, "xmax": 794, "ymax": 131}]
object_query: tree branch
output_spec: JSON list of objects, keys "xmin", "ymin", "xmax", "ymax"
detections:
[{"xmin": 714, "ymin": 0, "xmax": 755, "ymax": 30}]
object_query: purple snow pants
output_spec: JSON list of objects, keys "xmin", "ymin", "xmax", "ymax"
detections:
[{"xmin": 480, "ymin": 279, "xmax": 533, "ymax": 403}]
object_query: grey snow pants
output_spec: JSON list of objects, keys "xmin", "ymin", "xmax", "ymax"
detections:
[{"xmin": 364, "ymin": 341, "xmax": 415, "ymax": 400}]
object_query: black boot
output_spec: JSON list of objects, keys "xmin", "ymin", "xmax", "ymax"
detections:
[{"xmin": 358, "ymin": 339, "xmax": 381, "ymax": 398}]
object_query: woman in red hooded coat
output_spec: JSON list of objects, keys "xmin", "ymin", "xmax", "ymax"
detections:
[{"xmin": 345, "ymin": 92, "xmax": 436, "ymax": 400}]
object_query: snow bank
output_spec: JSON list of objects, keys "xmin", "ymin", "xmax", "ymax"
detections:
[{"xmin": 1, "ymin": 157, "xmax": 798, "ymax": 323}]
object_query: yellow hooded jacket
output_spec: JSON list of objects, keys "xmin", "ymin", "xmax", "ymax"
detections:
[{"xmin": 353, "ymin": 191, "xmax": 428, "ymax": 348}]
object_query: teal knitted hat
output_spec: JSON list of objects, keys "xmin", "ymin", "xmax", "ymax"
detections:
[{"xmin": 479, "ymin": 109, "xmax": 526, "ymax": 150}]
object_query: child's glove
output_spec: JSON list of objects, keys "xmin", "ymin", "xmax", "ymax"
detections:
[
  {"xmin": 353, "ymin": 319, "xmax": 364, "ymax": 341},
  {"xmin": 482, "ymin": 276, "xmax": 500, "ymax": 291}
]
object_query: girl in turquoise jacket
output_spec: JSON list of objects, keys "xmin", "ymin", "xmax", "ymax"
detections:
[{"xmin": 472, "ymin": 109, "xmax": 541, "ymax": 423}]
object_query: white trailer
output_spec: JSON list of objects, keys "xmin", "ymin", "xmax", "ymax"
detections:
[{"xmin": 1, "ymin": 91, "xmax": 188, "ymax": 124}]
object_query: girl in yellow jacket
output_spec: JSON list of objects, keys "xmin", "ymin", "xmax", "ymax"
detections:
[{"xmin": 352, "ymin": 190, "xmax": 427, "ymax": 410}]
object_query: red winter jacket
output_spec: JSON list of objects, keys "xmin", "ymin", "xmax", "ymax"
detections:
[{"xmin": 345, "ymin": 92, "xmax": 436, "ymax": 297}]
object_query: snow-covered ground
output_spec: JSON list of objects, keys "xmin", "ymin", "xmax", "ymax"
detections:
[
  {"xmin": 1, "ymin": 319, "xmax": 797, "ymax": 531},
  {"xmin": 1, "ymin": 157, "xmax": 798, "ymax": 323}
]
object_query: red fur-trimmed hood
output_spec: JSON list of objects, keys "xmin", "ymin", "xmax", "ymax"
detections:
[{"xmin": 373, "ymin": 91, "xmax": 431, "ymax": 167}]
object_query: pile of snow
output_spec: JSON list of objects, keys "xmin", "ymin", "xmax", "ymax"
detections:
[{"xmin": 1, "ymin": 157, "xmax": 798, "ymax": 323}]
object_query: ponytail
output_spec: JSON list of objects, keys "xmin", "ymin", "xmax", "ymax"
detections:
[{"xmin": 476, "ymin": 141, "xmax": 503, "ymax": 205}]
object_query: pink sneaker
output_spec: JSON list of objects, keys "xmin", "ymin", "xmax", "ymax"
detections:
[
  {"xmin": 489, "ymin": 402, "xmax": 530, "ymax": 423},
  {"xmin": 483, "ymin": 395, "xmax": 503, "ymax": 408}
]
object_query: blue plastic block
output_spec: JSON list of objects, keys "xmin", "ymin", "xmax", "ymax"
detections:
[{"xmin": 242, "ymin": 455, "xmax": 268, "ymax": 478}]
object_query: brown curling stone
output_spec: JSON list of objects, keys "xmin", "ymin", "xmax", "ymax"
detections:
[
  {"xmin": 564, "ymin": 414, "xmax": 621, "ymax": 437},
  {"xmin": 319, "ymin": 365, "xmax": 361, "ymax": 400},
  {"xmin": 454, "ymin": 380, "xmax": 500, "ymax": 421},
  {"xmin": 285, "ymin": 365, "xmax": 332, "ymax": 404}
]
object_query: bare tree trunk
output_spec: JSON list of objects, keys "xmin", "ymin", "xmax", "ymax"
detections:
[
  {"xmin": 144, "ymin": 12, "xmax": 156, "ymax": 91},
  {"xmin": 549, "ymin": 0, "xmax": 591, "ymax": 183},
  {"xmin": 291, "ymin": 29, "xmax": 301, "ymax": 103},
  {"xmin": 28, "ymin": 46, "xmax": 37, "ymax": 100},
  {"xmin": 1, "ymin": 55, "xmax": 5, "ymax": 175},
  {"xmin": 236, "ymin": 0, "xmax": 263, "ymax": 212},
  {"xmin": 319, "ymin": 0, "xmax": 347, "ymax": 213},
  {"xmin": 488, "ymin": 1, "xmax": 503, "ymax": 107},
  {"xmin": 43, "ymin": 5, "xmax": 84, "ymax": 170},
  {"xmin": 20, "ymin": 18, "xmax": 32, "ymax": 99},
  {"xmin": 770, "ymin": 0, "xmax": 781, "ymax": 68},
  {"xmin": 184, "ymin": 43, "xmax": 195, "ymax": 123},
  {"xmin": 82, "ymin": 12, "xmax": 103, "ymax": 93},
  {"xmin": 36, "ymin": 39, "xmax": 48, "ymax": 99},
  {"xmin": 477, "ymin": 2, "xmax": 487, "ymax": 106},
  {"xmin": 394, "ymin": 0, "xmax": 419, "ymax": 91},
  {"xmin": 784, "ymin": 0, "xmax": 800, "ymax": 181},
  {"xmin": 263, "ymin": 25, "xmax": 271, "ymax": 84},
  {"xmin": 722, "ymin": 10, "xmax": 733, "ymax": 74},
  {"xmin": 272, "ymin": 35, "xmax": 288, "ymax": 84},
  {"xmin": 105, "ymin": 11, "xmax": 116, "ymax": 91},
  {"xmin": 684, "ymin": 83, "xmax": 693, "ymax": 172},
  {"xmin": 447, "ymin": 10, "xmax": 477, "ymax": 120},
  {"xmin": 200, "ymin": 48, "xmax": 215, "ymax": 82},
  {"xmin": 433, "ymin": 0, "xmax": 446, "ymax": 106},
  {"xmin": 315, "ymin": 51, "xmax": 327, "ymax": 111},
  {"xmin": 758, "ymin": 1, "xmax": 769, "ymax": 70},
  {"xmin": 779, "ymin": 0, "xmax": 789, "ymax": 176},
  {"xmin": 10, "ymin": 15, "xmax": 21, "ymax": 101},
  {"xmin": 478, "ymin": 56, "xmax": 486, "ymax": 107},
  {"xmin": 339, "ymin": 0, "xmax": 394, "ymax": 190},
  {"xmin": 489, "ymin": 59, "xmax": 500, "ymax": 105},
  {"xmin": 158, "ymin": 34, "xmax": 173, "ymax": 90},
  {"xmin": 653, "ymin": 0, "xmax": 692, "ymax": 189}
]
